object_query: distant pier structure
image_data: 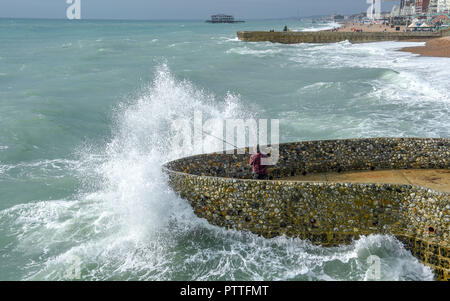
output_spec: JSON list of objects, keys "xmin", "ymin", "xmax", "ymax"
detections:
[{"xmin": 206, "ymin": 14, "xmax": 245, "ymax": 23}]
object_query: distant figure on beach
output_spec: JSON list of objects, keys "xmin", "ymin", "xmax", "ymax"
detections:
[
  {"xmin": 283, "ymin": 25, "xmax": 288, "ymax": 32},
  {"xmin": 250, "ymin": 146, "xmax": 271, "ymax": 180}
]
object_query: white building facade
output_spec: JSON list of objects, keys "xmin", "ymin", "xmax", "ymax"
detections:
[
  {"xmin": 391, "ymin": 4, "xmax": 401, "ymax": 16},
  {"xmin": 367, "ymin": 0, "xmax": 382, "ymax": 20},
  {"xmin": 400, "ymin": 0, "xmax": 416, "ymax": 15},
  {"xmin": 438, "ymin": 0, "xmax": 450, "ymax": 12},
  {"xmin": 429, "ymin": 0, "xmax": 439, "ymax": 13}
]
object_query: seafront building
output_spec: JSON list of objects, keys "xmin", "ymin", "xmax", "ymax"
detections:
[
  {"xmin": 399, "ymin": 0, "xmax": 416, "ymax": 15},
  {"xmin": 333, "ymin": 0, "xmax": 449, "ymax": 29},
  {"xmin": 399, "ymin": 0, "xmax": 448, "ymax": 15},
  {"xmin": 390, "ymin": 0, "xmax": 449, "ymax": 29},
  {"xmin": 367, "ymin": 0, "xmax": 382, "ymax": 20},
  {"xmin": 438, "ymin": 0, "xmax": 450, "ymax": 12},
  {"xmin": 391, "ymin": 4, "xmax": 401, "ymax": 16},
  {"xmin": 429, "ymin": 0, "xmax": 439, "ymax": 13},
  {"xmin": 416, "ymin": 0, "xmax": 431, "ymax": 14}
]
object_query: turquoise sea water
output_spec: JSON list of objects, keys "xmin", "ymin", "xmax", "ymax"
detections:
[{"xmin": 0, "ymin": 19, "xmax": 448, "ymax": 280}]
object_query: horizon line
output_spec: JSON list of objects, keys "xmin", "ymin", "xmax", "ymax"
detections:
[{"xmin": 0, "ymin": 15, "xmax": 341, "ymax": 22}]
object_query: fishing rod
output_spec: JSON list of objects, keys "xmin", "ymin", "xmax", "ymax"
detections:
[
  {"xmin": 201, "ymin": 130, "xmax": 238, "ymax": 150},
  {"xmin": 201, "ymin": 130, "xmax": 270, "ymax": 155}
]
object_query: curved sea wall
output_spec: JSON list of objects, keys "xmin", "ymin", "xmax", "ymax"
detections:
[
  {"xmin": 164, "ymin": 138, "xmax": 449, "ymax": 280},
  {"xmin": 237, "ymin": 31, "xmax": 444, "ymax": 44}
]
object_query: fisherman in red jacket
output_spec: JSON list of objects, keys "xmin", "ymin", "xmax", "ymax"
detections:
[{"xmin": 249, "ymin": 146, "xmax": 271, "ymax": 180}]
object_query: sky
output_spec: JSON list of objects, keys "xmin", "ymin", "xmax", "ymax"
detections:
[{"xmin": 0, "ymin": 0, "xmax": 399, "ymax": 20}]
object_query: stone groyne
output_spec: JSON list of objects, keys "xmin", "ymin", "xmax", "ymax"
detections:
[
  {"xmin": 163, "ymin": 138, "xmax": 449, "ymax": 280},
  {"xmin": 237, "ymin": 29, "xmax": 449, "ymax": 44}
]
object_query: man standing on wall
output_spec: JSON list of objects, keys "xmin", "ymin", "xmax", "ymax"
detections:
[{"xmin": 250, "ymin": 146, "xmax": 271, "ymax": 180}]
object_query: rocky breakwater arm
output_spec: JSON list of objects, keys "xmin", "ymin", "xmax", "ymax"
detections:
[{"xmin": 237, "ymin": 30, "xmax": 443, "ymax": 44}]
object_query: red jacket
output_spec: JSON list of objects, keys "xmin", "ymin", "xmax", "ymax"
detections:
[{"xmin": 250, "ymin": 153, "xmax": 268, "ymax": 175}]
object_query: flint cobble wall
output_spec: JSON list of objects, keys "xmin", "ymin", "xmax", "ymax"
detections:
[{"xmin": 164, "ymin": 138, "xmax": 450, "ymax": 280}]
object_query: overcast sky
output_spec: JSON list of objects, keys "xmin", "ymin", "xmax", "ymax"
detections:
[{"xmin": 0, "ymin": 0, "xmax": 399, "ymax": 20}]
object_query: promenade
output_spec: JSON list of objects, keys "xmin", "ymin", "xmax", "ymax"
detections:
[{"xmin": 281, "ymin": 169, "xmax": 450, "ymax": 193}]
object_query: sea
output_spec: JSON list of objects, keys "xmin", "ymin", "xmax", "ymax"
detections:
[{"xmin": 0, "ymin": 18, "xmax": 448, "ymax": 281}]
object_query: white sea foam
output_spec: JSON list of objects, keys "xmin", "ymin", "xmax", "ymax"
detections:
[
  {"xmin": 226, "ymin": 46, "xmax": 282, "ymax": 57},
  {"xmin": 297, "ymin": 21, "xmax": 342, "ymax": 32},
  {"xmin": 224, "ymin": 37, "xmax": 240, "ymax": 42},
  {"xmin": 285, "ymin": 40, "xmax": 450, "ymax": 137},
  {"xmin": 213, "ymin": 36, "xmax": 240, "ymax": 44},
  {"xmin": 300, "ymin": 82, "xmax": 335, "ymax": 91},
  {"xmin": 0, "ymin": 165, "xmax": 11, "ymax": 175},
  {"xmin": 0, "ymin": 158, "xmax": 89, "ymax": 180}
]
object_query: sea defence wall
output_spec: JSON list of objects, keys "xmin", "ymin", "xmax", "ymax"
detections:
[
  {"xmin": 440, "ymin": 27, "xmax": 450, "ymax": 36},
  {"xmin": 163, "ymin": 138, "xmax": 450, "ymax": 280},
  {"xmin": 237, "ymin": 30, "xmax": 445, "ymax": 44}
]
